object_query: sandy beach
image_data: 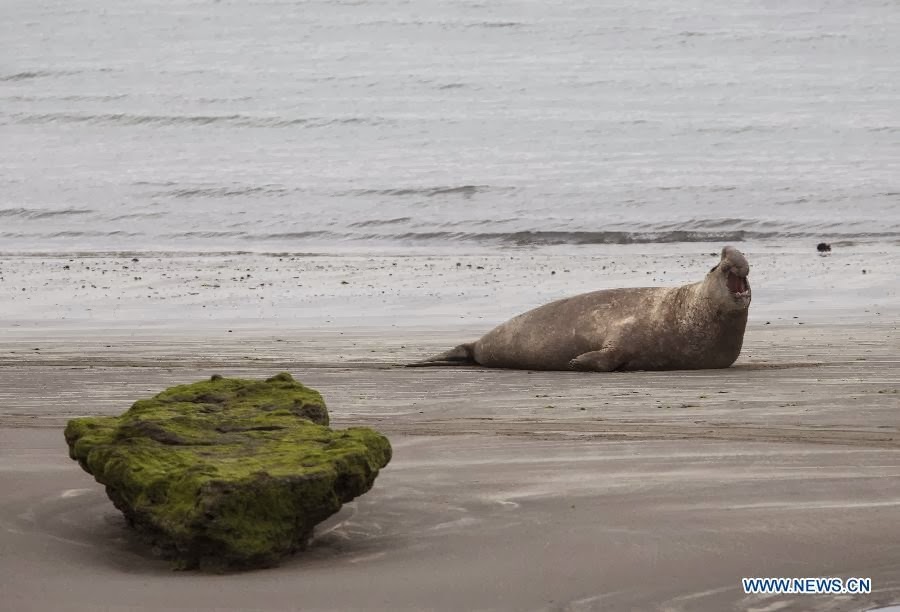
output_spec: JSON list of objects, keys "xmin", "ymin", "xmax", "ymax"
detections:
[
  {"xmin": 4, "ymin": 0, "xmax": 899, "ymax": 605},
  {"xmin": 1, "ymin": 248, "xmax": 898, "ymax": 611}
]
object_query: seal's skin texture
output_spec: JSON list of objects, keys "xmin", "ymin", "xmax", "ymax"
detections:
[
  {"xmin": 64, "ymin": 373, "xmax": 392, "ymax": 570},
  {"xmin": 415, "ymin": 246, "xmax": 751, "ymax": 372}
]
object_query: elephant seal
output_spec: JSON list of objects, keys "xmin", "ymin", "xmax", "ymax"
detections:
[{"xmin": 410, "ymin": 246, "xmax": 751, "ymax": 371}]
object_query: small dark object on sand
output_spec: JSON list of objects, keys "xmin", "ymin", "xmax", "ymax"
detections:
[{"xmin": 817, "ymin": 242, "xmax": 832, "ymax": 253}]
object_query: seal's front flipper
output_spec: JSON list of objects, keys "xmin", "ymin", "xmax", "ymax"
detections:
[
  {"xmin": 407, "ymin": 343, "xmax": 476, "ymax": 367},
  {"xmin": 567, "ymin": 349, "xmax": 622, "ymax": 372}
]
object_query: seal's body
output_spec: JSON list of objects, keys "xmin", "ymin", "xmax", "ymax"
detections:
[{"xmin": 411, "ymin": 247, "xmax": 751, "ymax": 372}]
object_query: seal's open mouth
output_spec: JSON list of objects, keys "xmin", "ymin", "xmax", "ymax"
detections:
[{"xmin": 726, "ymin": 271, "xmax": 749, "ymax": 295}]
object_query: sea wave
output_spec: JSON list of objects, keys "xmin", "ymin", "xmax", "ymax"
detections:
[
  {"xmin": 163, "ymin": 231, "xmax": 250, "ymax": 239},
  {"xmin": 5, "ymin": 112, "xmax": 392, "ymax": 128},
  {"xmin": 346, "ymin": 185, "xmax": 494, "ymax": 197},
  {"xmin": 0, "ymin": 70, "xmax": 78, "ymax": 82},
  {"xmin": 249, "ymin": 231, "xmax": 333, "ymax": 240},
  {"xmin": 0, "ymin": 230, "xmax": 141, "ymax": 239},
  {"xmin": 349, "ymin": 217, "xmax": 413, "ymax": 228},
  {"xmin": 0, "ymin": 207, "xmax": 93, "ymax": 219},
  {"xmin": 4, "ymin": 226, "xmax": 899, "ymax": 249},
  {"xmin": 381, "ymin": 230, "xmax": 765, "ymax": 245},
  {"xmin": 157, "ymin": 185, "xmax": 293, "ymax": 199},
  {"xmin": 258, "ymin": 228, "xmax": 900, "ymax": 246}
]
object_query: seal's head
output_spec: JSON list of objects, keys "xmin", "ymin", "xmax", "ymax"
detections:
[{"xmin": 706, "ymin": 246, "xmax": 751, "ymax": 310}]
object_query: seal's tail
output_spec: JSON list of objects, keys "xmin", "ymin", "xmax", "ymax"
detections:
[{"xmin": 406, "ymin": 343, "xmax": 476, "ymax": 367}]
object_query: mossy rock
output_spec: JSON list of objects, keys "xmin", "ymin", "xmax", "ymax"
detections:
[{"xmin": 64, "ymin": 373, "xmax": 391, "ymax": 570}]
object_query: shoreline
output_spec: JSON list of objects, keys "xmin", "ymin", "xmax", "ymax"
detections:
[{"xmin": 1, "ymin": 246, "xmax": 898, "ymax": 330}]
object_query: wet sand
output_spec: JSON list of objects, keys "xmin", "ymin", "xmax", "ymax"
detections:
[
  {"xmin": 1, "ymin": 320, "xmax": 899, "ymax": 612},
  {"xmin": 1, "ymin": 245, "xmax": 897, "ymax": 329},
  {"xmin": 1, "ymin": 248, "xmax": 899, "ymax": 611}
]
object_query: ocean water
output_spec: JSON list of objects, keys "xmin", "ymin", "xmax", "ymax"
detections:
[{"xmin": 2, "ymin": 0, "xmax": 899, "ymax": 253}]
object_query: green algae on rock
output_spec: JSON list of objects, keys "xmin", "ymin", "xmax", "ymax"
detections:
[{"xmin": 64, "ymin": 373, "xmax": 391, "ymax": 570}]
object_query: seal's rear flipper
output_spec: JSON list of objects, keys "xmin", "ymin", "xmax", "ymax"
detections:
[{"xmin": 406, "ymin": 343, "xmax": 476, "ymax": 367}]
